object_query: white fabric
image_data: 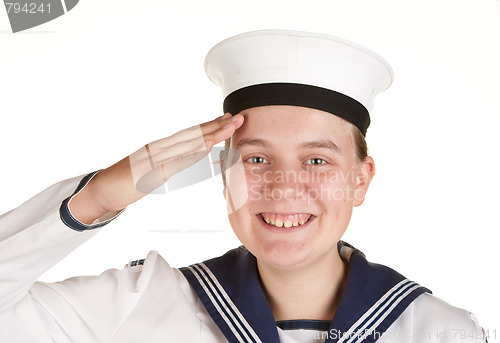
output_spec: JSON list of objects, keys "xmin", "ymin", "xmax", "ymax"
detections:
[
  {"xmin": 278, "ymin": 328, "xmax": 328, "ymax": 343},
  {"xmin": 0, "ymin": 175, "xmax": 485, "ymax": 342},
  {"xmin": 204, "ymin": 30, "xmax": 394, "ymax": 112}
]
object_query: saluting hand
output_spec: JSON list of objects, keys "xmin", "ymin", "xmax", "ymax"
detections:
[{"xmin": 70, "ymin": 113, "xmax": 244, "ymax": 224}]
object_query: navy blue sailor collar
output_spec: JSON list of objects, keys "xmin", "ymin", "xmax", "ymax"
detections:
[{"xmin": 180, "ymin": 242, "xmax": 431, "ymax": 343}]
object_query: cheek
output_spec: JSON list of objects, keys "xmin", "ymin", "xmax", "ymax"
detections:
[
  {"xmin": 304, "ymin": 169, "xmax": 357, "ymax": 205},
  {"xmin": 239, "ymin": 167, "xmax": 269, "ymax": 202},
  {"xmin": 224, "ymin": 157, "xmax": 249, "ymax": 213},
  {"xmin": 229, "ymin": 167, "xmax": 359, "ymax": 205},
  {"xmin": 320, "ymin": 180, "xmax": 355, "ymax": 204},
  {"xmin": 227, "ymin": 203, "xmax": 259, "ymax": 252},
  {"xmin": 225, "ymin": 154, "xmax": 360, "ymax": 205}
]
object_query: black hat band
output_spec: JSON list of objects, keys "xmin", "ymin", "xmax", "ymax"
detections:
[{"xmin": 223, "ymin": 83, "xmax": 370, "ymax": 136}]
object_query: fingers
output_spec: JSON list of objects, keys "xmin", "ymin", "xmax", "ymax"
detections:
[
  {"xmin": 150, "ymin": 113, "xmax": 243, "ymax": 151},
  {"xmin": 200, "ymin": 113, "xmax": 242, "ymax": 136},
  {"xmin": 203, "ymin": 113, "xmax": 244, "ymax": 149},
  {"xmin": 134, "ymin": 150, "xmax": 209, "ymax": 194},
  {"xmin": 129, "ymin": 113, "xmax": 244, "ymax": 194},
  {"xmin": 199, "ymin": 112, "xmax": 231, "ymax": 130},
  {"xmin": 153, "ymin": 114, "xmax": 243, "ymax": 165},
  {"xmin": 152, "ymin": 136, "xmax": 208, "ymax": 166}
]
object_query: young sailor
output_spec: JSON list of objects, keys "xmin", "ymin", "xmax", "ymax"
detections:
[{"xmin": 0, "ymin": 30, "xmax": 485, "ymax": 342}]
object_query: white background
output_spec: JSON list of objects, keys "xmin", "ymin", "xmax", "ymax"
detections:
[{"xmin": 1, "ymin": 0, "xmax": 499, "ymax": 336}]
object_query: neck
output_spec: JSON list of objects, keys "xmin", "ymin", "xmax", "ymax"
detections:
[{"xmin": 257, "ymin": 249, "xmax": 348, "ymax": 322}]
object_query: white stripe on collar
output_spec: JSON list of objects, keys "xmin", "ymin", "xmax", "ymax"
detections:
[
  {"xmin": 188, "ymin": 263, "xmax": 262, "ymax": 343},
  {"xmin": 339, "ymin": 279, "xmax": 420, "ymax": 343},
  {"xmin": 180, "ymin": 243, "xmax": 431, "ymax": 343}
]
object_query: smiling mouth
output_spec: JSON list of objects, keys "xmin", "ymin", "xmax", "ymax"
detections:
[{"xmin": 258, "ymin": 213, "xmax": 314, "ymax": 228}]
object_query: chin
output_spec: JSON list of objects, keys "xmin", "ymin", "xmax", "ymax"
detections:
[
  {"xmin": 250, "ymin": 239, "xmax": 315, "ymax": 270},
  {"xmin": 229, "ymin": 210, "xmax": 325, "ymax": 269}
]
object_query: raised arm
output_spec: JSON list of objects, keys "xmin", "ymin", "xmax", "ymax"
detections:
[{"xmin": 0, "ymin": 113, "xmax": 243, "ymax": 342}]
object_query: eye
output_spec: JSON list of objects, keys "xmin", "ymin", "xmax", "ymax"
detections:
[
  {"xmin": 304, "ymin": 158, "xmax": 327, "ymax": 165},
  {"xmin": 245, "ymin": 156, "xmax": 270, "ymax": 164}
]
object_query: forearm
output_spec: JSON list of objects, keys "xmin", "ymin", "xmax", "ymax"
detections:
[{"xmin": 69, "ymin": 157, "xmax": 145, "ymax": 224}]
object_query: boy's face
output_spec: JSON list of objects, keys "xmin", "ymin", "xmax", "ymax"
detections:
[{"xmin": 223, "ymin": 105, "xmax": 374, "ymax": 270}]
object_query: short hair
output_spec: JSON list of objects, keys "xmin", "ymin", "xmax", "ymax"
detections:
[{"xmin": 352, "ymin": 125, "xmax": 368, "ymax": 162}]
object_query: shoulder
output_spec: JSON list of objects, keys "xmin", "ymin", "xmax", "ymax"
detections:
[
  {"xmin": 412, "ymin": 293, "xmax": 482, "ymax": 330},
  {"xmin": 385, "ymin": 293, "xmax": 486, "ymax": 342}
]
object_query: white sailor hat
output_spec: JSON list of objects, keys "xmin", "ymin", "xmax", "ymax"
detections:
[{"xmin": 205, "ymin": 30, "xmax": 394, "ymax": 135}]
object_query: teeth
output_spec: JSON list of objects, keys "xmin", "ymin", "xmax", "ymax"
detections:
[{"xmin": 261, "ymin": 213, "xmax": 311, "ymax": 228}]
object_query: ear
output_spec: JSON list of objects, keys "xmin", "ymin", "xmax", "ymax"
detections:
[
  {"xmin": 353, "ymin": 156, "xmax": 375, "ymax": 207},
  {"xmin": 220, "ymin": 149, "xmax": 227, "ymax": 200}
]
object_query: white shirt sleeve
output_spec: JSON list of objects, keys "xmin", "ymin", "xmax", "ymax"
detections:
[
  {"xmin": 0, "ymin": 174, "xmax": 118, "ymax": 342},
  {"xmin": 0, "ymin": 174, "xmax": 223, "ymax": 343},
  {"xmin": 380, "ymin": 293, "xmax": 487, "ymax": 342}
]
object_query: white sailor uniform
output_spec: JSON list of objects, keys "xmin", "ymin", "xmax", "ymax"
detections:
[{"xmin": 0, "ymin": 173, "xmax": 486, "ymax": 342}]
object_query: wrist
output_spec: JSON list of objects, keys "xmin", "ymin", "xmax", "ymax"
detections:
[
  {"xmin": 68, "ymin": 173, "xmax": 109, "ymax": 225},
  {"xmin": 90, "ymin": 157, "xmax": 147, "ymax": 213}
]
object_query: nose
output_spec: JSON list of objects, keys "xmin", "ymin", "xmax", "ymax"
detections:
[{"xmin": 263, "ymin": 161, "xmax": 307, "ymax": 201}]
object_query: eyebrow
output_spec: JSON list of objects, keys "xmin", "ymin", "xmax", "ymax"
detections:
[
  {"xmin": 301, "ymin": 139, "xmax": 342, "ymax": 154},
  {"xmin": 235, "ymin": 138, "xmax": 342, "ymax": 154},
  {"xmin": 235, "ymin": 138, "xmax": 270, "ymax": 150}
]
